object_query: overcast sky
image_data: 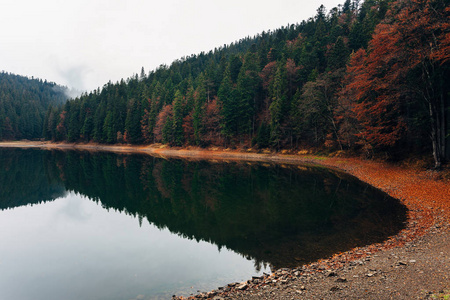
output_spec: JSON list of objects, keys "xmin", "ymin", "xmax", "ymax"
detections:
[{"xmin": 0, "ymin": 0, "xmax": 343, "ymax": 93}]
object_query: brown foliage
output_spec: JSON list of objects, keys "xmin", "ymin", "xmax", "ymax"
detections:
[
  {"xmin": 260, "ymin": 61, "xmax": 277, "ymax": 89},
  {"xmin": 286, "ymin": 33, "xmax": 305, "ymax": 52},
  {"xmin": 335, "ymin": 51, "xmax": 365, "ymax": 149},
  {"xmin": 56, "ymin": 111, "xmax": 67, "ymax": 138},
  {"xmin": 182, "ymin": 112, "xmax": 195, "ymax": 144},
  {"xmin": 154, "ymin": 105, "xmax": 173, "ymax": 142},
  {"xmin": 338, "ymin": 0, "xmax": 449, "ymax": 153},
  {"xmin": 202, "ymin": 98, "xmax": 223, "ymax": 145}
]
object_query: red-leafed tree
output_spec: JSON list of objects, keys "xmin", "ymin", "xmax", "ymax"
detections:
[
  {"xmin": 430, "ymin": 7, "xmax": 450, "ymax": 64},
  {"xmin": 154, "ymin": 105, "xmax": 173, "ymax": 143},
  {"xmin": 182, "ymin": 112, "xmax": 195, "ymax": 145},
  {"xmin": 339, "ymin": 0, "xmax": 450, "ymax": 167},
  {"xmin": 335, "ymin": 50, "xmax": 365, "ymax": 150},
  {"xmin": 260, "ymin": 61, "xmax": 277, "ymax": 90},
  {"xmin": 202, "ymin": 97, "xmax": 223, "ymax": 145},
  {"xmin": 56, "ymin": 111, "xmax": 67, "ymax": 141},
  {"xmin": 393, "ymin": 0, "xmax": 450, "ymax": 168},
  {"xmin": 346, "ymin": 24, "xmax": 408, "ymax": 148}
]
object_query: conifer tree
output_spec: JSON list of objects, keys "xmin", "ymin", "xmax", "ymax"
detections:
[
  {"xmin": 236, "ymin": 50, "xmax": 261, "ymax": 138},
  {"xmin": 172, "ymin": 90, "xmax": 185, "ymax": 146},
  {"xmin": 218, "ymin": 67, "xmax": 238, "ymax": 139},
  {"xmin": 193, "ymin": 74, "xmax": 207, "ymax": 144},
  {"xmin": 269, "ymin": 60, "xmax": 288, "ymax": 147}
]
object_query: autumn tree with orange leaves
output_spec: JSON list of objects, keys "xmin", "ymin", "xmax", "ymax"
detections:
[{"xmin": 340, "ymin": 0, "xmax": 450, "ymax": 167}]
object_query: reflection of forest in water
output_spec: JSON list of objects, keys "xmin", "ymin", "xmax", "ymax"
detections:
[
  {"xmin": 0, "ymin": 148, "xmax": 407, "ymax": 270},
  {"xmin": 0, "ymin": 148, "xmax": 66, "ymax": 209}
]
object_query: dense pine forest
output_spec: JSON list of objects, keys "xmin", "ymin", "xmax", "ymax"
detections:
[
  {"xmin": 0, "ymin": 72, "xmax": 68, "ymax": 140},
  {"xmin": 37, "ymin": 0, "xmax": 450, "ymax": 168}
]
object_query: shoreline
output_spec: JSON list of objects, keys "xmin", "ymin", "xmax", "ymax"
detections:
[
  {"xmin": 1, "ymin": 141, "xmax": 449, "ymax": 299},
  {"xmin": 0, "ymin": 141, "xmax": 327, "ymax": 164}
]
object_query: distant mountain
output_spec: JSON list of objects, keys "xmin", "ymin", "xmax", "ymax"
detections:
[{"xmin": 0, "ymin": 72, "xmax": 68, "ymax": 140}]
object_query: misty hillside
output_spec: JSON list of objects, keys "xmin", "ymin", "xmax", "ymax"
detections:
[
  {"xmin": 0, "ymin": 72, "xmax": 68, "ymax": 140},
  {"xmin": 21, "ymin": 0, "xmax": 450, "ymax": 166}
]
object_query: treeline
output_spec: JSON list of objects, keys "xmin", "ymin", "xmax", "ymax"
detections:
[
  {"xmin": 0, "ymin": 72, "xmax": 68, "ymax": 140},
  {"xmin": 45, "ymin": 0, "xmax": 449, "ymax": 167}
]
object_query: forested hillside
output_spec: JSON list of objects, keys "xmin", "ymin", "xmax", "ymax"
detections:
[
  {"xmin": 0, "ymin": 72, "xmax": 68, "ymax": 140},
  {"xmin": 44, "ymin": 0, "xmax": 449, "ymax": 167}
]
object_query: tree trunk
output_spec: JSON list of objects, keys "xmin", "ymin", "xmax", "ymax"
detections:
[
  {"xmin": 429, "ymin": 100, "xmax": 442, "ymax": 169},
  {"xmin": 329, "ymin": 116, "xmax": 343, "ymax": 151},
  {"xmin": 422, "ymin": 61, "xmax": 446, "ymax": 169},
  {"xmin": 439, "ymin": 89, "xmax": 446, "ymax": 163}
]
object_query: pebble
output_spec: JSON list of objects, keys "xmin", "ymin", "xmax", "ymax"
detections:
[
  {"xmin": 327, "ymin": 271, "xmax": 338, "ymax": 277},
  {"xmin": 206, "ymin": 291, "xmax": 217, "ymax": 297},
  {"xmin": 236, "ymin": 282, "xmax": 248, "ymax": 290},
  {"xmin": 330, "ymin": 286, "xmax": 341, "ymax": 292}
]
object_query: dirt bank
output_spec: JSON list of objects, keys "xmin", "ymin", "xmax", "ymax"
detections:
[{"xmin": 1, "ymin": 141, "xmax": 449, "ymax": 299}]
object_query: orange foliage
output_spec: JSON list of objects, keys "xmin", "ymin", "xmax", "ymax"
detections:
[
  {"xmin": 339, "ymin": 0, "xmax": 449, "ymax": 150},
  {"xmin": 182, "ymin": 112, "xmax": 195, "ymax": 144},
  {"xmin": 202, "ymin": 98, "xmax": 223, "ymax": 145},
  {"xmin": 260, "ymin": 61, "xmax": 277, "ymax": 89},
  {"xmin": 154, "ymin": 104, "xmax": 173, "ymax": 142},
  {"xmin": 56, "ymin": 110, "xmax": 67, "ymax": 138},
  {"xmin": 304, "ymin": 155, "xmax": 450, "ymax": 269}
]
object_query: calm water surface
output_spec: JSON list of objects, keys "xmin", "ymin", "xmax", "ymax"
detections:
[{"xmin": 0, "ymin": 148, "xmax": 407, "ymax": 300}]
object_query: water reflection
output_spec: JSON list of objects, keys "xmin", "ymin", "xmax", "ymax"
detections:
[
  {"xmin": 0, "ymin": 148, "xmax": 66, "ymax": 209},
  {"xmin": 0, "ymin": 148, "xmax": 407, "ymax": 270}
]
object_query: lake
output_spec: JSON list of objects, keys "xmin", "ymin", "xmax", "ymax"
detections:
[{"xmin": 0, "ymin": 148, "xmax": 407, "ymax": 299}]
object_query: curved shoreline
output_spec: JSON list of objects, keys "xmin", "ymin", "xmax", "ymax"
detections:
[{"xmin": 1, "ymin": 141, "xmax": 449, "ymax": 299}]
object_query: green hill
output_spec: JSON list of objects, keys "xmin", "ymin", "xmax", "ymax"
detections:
[{"xmin": 0, "ymin": 72, "xmax": 68, "ymax": 140}]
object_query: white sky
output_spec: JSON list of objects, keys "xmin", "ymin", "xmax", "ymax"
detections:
[{"xmin": 0, "ymin": 0, "xmax": 343, "ymax": 92}]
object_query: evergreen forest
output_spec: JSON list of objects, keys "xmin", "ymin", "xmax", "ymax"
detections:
[
  {"xmin": 0, "ymin": 72, "xmax": 68, "ymax": 140},
  {"xmin": 11, "ymin": 0, "xmax": 450, "ymax": 167}
]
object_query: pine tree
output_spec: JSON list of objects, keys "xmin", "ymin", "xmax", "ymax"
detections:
[
  {"xmin": 328, "ymin": 36, "xmax": 350, "ymax": 70},
  {"xmin": 236, "ymin": 50, "xmax": 261, "ymax": 138},
  {"xmin": 192, "ymin": 74, "xmax": 207, "ymax": 144},
  {"xmin": 218, "ymin": 67, "xmax": 238, "ymax": 139},
  {"xmin": 269, "ymin": 60, "xmax": 288, "ymax": 147},
  {"xmin": 125, "ymin": 98, "xmax": 142, "ymax": 144},
  {"xmin": 172, "ymin": 90, "xmax": 185, "ymax": 146}
]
